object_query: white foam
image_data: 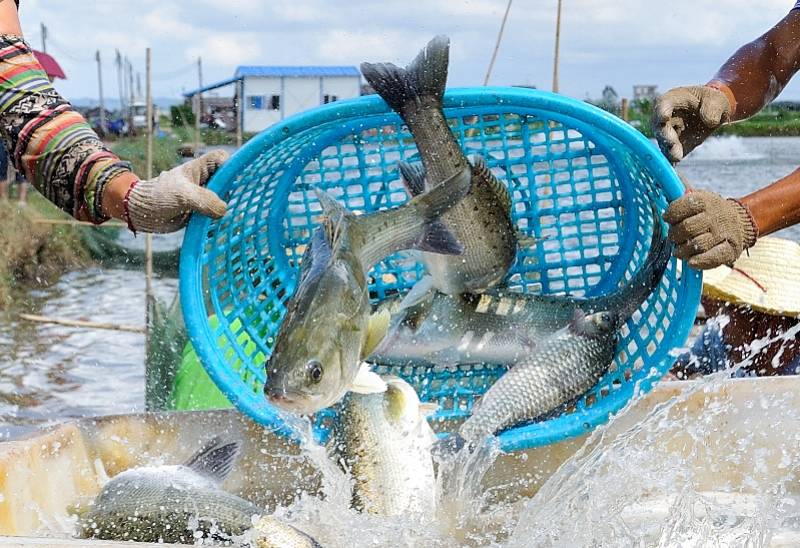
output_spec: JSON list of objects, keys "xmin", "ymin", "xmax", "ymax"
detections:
[{"xmin": 686, "ymin": 136, "xmax": 766, "ymax": 162}]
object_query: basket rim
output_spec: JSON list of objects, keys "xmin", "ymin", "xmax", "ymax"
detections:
[{"xmin": 179, "ymin": 86, "xmax": 702, "ymax": 451}]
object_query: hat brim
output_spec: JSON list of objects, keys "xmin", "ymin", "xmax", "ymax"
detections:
[{"xmin": 702, "ymin": 236, "xmax": 800, "ymax": 317}]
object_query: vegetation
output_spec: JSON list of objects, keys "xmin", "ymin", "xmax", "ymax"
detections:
[
  {"xmin": 0, "ymin": 195, "xmax": 89, "ymax": 307},
  {"xmin": 112, "ymin": 134, "xmax": 184, "ymax": 175}
]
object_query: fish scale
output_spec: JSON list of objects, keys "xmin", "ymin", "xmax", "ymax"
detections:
[{"xmin": 459, "ymin": 313, "xmax": 617, "ymax": 443}]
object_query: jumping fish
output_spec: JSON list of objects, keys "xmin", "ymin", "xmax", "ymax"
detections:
[
  {"xmin": 362, "ymin": 36, "xmax": 517, "ymax": 296},
  {"xmin": 263, "ymin": 165, "xmax": 471, "ymax": 415}
]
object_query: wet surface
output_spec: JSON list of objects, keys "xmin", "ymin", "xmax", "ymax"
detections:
[{"xmin": 0, "ymin": 268, "xmax": 176, "ymax": 439}]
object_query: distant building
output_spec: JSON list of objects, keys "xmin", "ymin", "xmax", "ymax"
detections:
[
  {"xmin": 633, "ymin": 85, "xmax": 658, "ymax": 101},
  {"xmin": 185, "ymin": 66, "xmax": 361, "ymax": 134}
]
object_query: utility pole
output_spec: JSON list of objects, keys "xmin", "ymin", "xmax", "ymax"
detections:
[
  {"xmin": 552, "ymin": 0, "xmax": 563, "ymax": 93},
  {"xmin": 126, "ymin": 57, "xmax": 134, "ymax": 135},
  {"xmin": 40, "ymin": 23, "xmax": 47, "ymax": 53},
  {"xmin": 194, "ymin": 56, "xmax": 203, "ymax": 157},
  {"xmin": 236, "ymin": 79, "xmax": 243, "ymax": 148},
  {"xmin": 96, "ymin": 50, "xmax": 106, "ymax": 135},
  {"xmin": 115, "ymin": 49, "xmax": 125, "ymax": 114},
  {"xmin": 136, "ymin": 72, "xmax": 142, "ymax": 100},
  {"xmin": 484, "ymin": 0, "xmax": 513, "ymax": 86},
  {"xmin": 144, "ymin": 47, "xmax": 154, "ymax": 356}
]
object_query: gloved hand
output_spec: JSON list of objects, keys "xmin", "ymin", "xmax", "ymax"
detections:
[
  {"xmin": 652, "ymin": 85, "xmax": 733, "ymax": 163},
  {"xmin": 124, "ymin": 150, "xmax": 229, "ymax": 233},
  {"xmin": 663, "ymin": 189, "xmax": 758, "ymax": 270}
]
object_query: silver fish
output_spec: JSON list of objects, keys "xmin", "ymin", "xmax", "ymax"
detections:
[
  {"xmin": 76, "ymin": 437, "xmax": 321, "ymax": 547},
  {"xmin": 361, "ymin": 36, "xmax": 517, "ymax": 295},
  {"xmin": 264, "ymin": 166, "xmax": 471, "ymax": 415},
  {"xmin": 458, "ymin": 310, "xmax": 618, "ymax": 445},
  {"xmin": 331, "ymin": 376, "xmax": 437, "ymax": 517},
  {"xmin": 370, "ymin": 205, "xmax": 671, "ymax": 369}
]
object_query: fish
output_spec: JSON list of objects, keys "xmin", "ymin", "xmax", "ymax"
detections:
[
  {"xmin": 370, "ymin": 204, "xmax": 672, "ymax": 369},
  {"xmin": 263, "ymin": 165, "xmax": 472, "ymax": 416},
  {"xmin": 361, "ymin": 35, "xmax": 518, "ymax": 296},
  {"xmin": 75, "ymin": 436, "xmax": 321, "ymax": 547},
  {"xmin": 448, "ymin": 216, "xmax": 673, "ymax": 447},
  {"xmin": 457, "ymin": 309, "xmax": 619, "ymax": 446},
  {"xmin": 330, "ymin": 376, "xmax": 438, "ymax": 517}
]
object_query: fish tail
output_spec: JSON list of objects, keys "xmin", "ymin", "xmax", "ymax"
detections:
[
  {"xmin": 354, "ymin": 167, "xmax": 471, "ymax": 268},
  {"xmin": 588, "ymin": 202, "xmax": 673, "ymax": 321},
  {"xmin": 360, "ymin": 35, "xmax": 449, "ymax": 119}
]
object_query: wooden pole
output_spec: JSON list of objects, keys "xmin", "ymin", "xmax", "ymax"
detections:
[
  {"xmin": 40, "ymin": 23, "xmax": 47, "ymax": 53},
  {"xmin": 19, "ymin": 314, "xmax": 145, "ymax": 334},
  {"xmin": 236, "ymin": 78, "xmax": 243, "ymax": 148},
  {"xmin": 194, "ymin": 57, "xmax": 203, "ymax": 157},
  {"xmin": 115, "ymin": 49, "xmax": 125, "ymax": 114},
  {"xmin": 96, "ymin": 50, "xmax": 106, "ymax": 135},
  {"xmin": 552, "ymin": 0, "xmax": 563, "ymax": 93},
  {"xmin": 484, "ymin": 0, "xmax": 513, "ymax": 86},
  {"xmin": 145, "ymin": 48, "xmax": 154, "ymax": 346},
  {"xmin": 621, "ymin": 98, "xmax": 630, "ymax": 122}
]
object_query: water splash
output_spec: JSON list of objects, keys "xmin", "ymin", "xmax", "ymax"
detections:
[{"xmin": 686, "ymin": 136, "xmax": 766, "ymax": 162}]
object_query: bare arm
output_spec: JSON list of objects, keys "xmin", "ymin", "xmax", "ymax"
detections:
[{"xmin": 712, "ymin": 9, "xmax": 800, "ymax": 120}]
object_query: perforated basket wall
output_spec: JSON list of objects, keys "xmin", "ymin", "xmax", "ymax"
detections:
[{"xmin": 180, "ymin": 87, "xmax": 702, "ymax": 452}]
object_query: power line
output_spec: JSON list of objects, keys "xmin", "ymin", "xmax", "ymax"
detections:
[{"xmin": 484, "ymin": 0, "xmax": 513, "ymax": 86}]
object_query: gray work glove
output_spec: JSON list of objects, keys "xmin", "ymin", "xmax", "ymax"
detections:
[
  {"xmin": 652, "ymin": 85, "xmax": 732, "ymax": 163},
  {"xmin": 663, "ymin": 189, "xmax": 757, "ymax": 270},
  {"xmin": 125, "ymin": 150, "xmax": 229, "ymax": 233}
]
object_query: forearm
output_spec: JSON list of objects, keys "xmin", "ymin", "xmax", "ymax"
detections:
[
  {"xmin": 711, "ymin": 10, "xmax": 800, "ymax": 121},
  {"xmin": 0, "ymin": 34, "xmax": 134, "ymax": 222},
  {"xmin": 739, "ymin": 169, "xmax": 800, "ymax": 236}
]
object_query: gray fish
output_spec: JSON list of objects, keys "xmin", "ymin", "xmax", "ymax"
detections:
[
  {"xmin": 76, "ymin": 437, "xmax": 321, "ymax": 547},
  {"xmin": 449, "ymin": 215, "xmax": 673, "ymax": 445},
  {"xmin": 458, "ymin": 310, "xmax": 618, "ymax": 445},
  {"xmin": 264, "ymin": 166, "xmax": 471, "ymax": 415},
  {"xmin": 370, "ymin": 205, "xmax": 671, "ymax": 369},
  {"xmin": 361, "ymin": 36, "xmax": 517, "ymax": 295},
  {"xmin": 331, "ymin": 376, "xmax": 437, "ymax": 517}
]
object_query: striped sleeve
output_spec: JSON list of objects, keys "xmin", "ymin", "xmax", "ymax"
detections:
[{"xmin": 0, "ymin": 34, "xmax": 131, "ymax": 222}]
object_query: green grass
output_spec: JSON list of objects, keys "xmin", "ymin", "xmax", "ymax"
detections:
[
  {"xmin": 0, "ymin": 194, "xmax": 89, "ymax": 307},
  {"xmin": 111, "ymin": 134, "xmax": 184, "ymax": 176}
]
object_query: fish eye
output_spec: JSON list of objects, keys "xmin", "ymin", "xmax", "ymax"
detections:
[{"xmin": 307, "ymin": 360, "xmax": 324, "ymax": 383}]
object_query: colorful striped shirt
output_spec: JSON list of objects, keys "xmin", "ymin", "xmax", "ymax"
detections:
[{"xmin": 0, "ymin": 34, "xmax": 131, "ymax": 222}]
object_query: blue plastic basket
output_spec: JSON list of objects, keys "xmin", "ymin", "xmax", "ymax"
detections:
[{"xmin": 180, "ymin": 87, "xmax": 702, "ymax": 452}]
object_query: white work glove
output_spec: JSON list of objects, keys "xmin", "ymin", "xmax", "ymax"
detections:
[
  {"xmin": 652, "ymin": 85, "xmax": 732, "ymax": 163},
  {"xmin": 124, "ymin": 150, "xmax": 229, "ymax": 233}
]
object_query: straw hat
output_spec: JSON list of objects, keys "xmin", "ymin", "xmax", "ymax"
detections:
[{"xmin": 702, "ymin": 236, "xmax": 800, "ymax": 317}]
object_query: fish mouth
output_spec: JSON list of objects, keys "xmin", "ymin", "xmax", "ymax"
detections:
[{"xmin": 265, "ymin": 388, "xmax": 323, "ymax": 415}]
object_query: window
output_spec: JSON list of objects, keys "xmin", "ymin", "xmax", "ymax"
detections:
[
  {"xmin": 323, "ymin": 94, "xmax": 338, "ymax": 104},
  {"xmin": 247, "ymin": 96, "xmax": 263, "ymax": 109},
  {"xmin": 270, "ymin": 95, "xmax": 281, "ymax": 110}
]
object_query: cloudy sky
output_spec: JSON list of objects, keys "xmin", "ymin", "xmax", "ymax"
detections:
[{"xmin": 16, "ymin": 0, "xmax": 800, "ymax": 104}]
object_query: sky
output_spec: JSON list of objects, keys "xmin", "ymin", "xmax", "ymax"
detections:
[{"xmin": 16, "ymin": 0, "xmax": 800, "ymax": 105}]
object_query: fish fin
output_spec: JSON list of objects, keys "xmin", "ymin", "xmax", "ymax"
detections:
[
  {"xmin": 360, "ymin": 35, "xmax": 449, "ymax": 116},
  {"xmin": 419, "ymin": 402, "xmax": 439, "ymax": 418},
  {"xmin": 183, "ymin": 436, "xmax": 241, "ymax": 484},
  {"xmin": 470, "ymin": 154, "xmax": 512, "ymax": 210},
  {"xmin": 314, "ymin": 188, "xmax": 350, "ymax": 249},
  {"xmin": 416, "ymin": 219, "xmax": 462, "ymax": 255},
  {"xmin": 397, "ymin": 275, "xmax": 436, "ymax": 311},
  {"xmin": 568, "ymin": 308, "xmax": 587, "ymax": 334},
  {"xmin": 353, "ymin": 167, "xmax": 471, "ymax": 268},
  {"xmin": 362, "ymin": 308, "xmax": 391, "ymax": 357},
  {"xmin": 351, "ymin": 362, "xmax": 388, "ymax": 394},
  {"xmin": 66, "ymin": 501, "xmax": 91, "ymax": 518},
  {"xmin": 399, "ymin": 161, "xmax": 427, "ymax": 197}
]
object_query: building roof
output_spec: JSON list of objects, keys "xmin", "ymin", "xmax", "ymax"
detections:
[
  {"xmin": 33, "ymin": 50, "xmax": 66, "ymax": 80},
  {"xmin": 184, "ymin": 66, "xmax": 361, "ymax": 97},
  {"xmin": 234, "ymin": 66, "xmax": 360, "ymax": 78}
]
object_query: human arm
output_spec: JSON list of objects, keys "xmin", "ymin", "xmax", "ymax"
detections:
[
  {"xmin": 0, "ymin": 2, "xmax": 227, "ymax": 232},
  {"xmin": 653, "ymin": 9, "xmax": 800, "ymax": 163}
]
